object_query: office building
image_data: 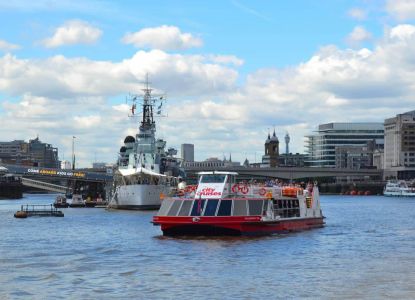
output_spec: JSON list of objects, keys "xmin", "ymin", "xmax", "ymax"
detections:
[
  {"xmin": 181, "ymin": 144, "xmax": 194, "ymax": 162},
  {"xmin": 305, "ymin": 123, "xmax": 384, "ymax": 167},
  {"xmin": 335, "ymin": 142, "xmax": 376, "ymax": 169},
  {"xmin": 384, "ymin": 110, "xmax": 415, "ymax": 179}
]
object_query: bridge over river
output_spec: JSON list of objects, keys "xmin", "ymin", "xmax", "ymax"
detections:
[
  {"xmin": 184, "ymin": 166, "xmax": 383, "ymax": 181},
  {"xmin": 1, "ymin": 163, "xmax": 383, "ymax": 192},
  {"xmin": 1, "ymin": 164, "xmax": 113, "ymax": 194}
]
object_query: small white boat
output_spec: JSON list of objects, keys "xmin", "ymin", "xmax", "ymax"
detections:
[
  {"xmin": 384, "ymin": 181, "xmax": 415, "ymax": 197},
  {"xmin": 69, "ymin": 194, "xmax": 85, "ymax": 207}
]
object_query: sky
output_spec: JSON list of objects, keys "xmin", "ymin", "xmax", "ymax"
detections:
[{"xmin": 0, "ymin": 0, "xmax": 415, "ymax": 167}]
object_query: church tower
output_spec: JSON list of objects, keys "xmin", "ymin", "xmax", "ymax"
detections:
[{"xmin": 264, "ymin": 129, "xmax": 279, "ymax": 167}]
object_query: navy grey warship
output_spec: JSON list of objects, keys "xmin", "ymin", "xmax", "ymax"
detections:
[{"xmin": 108, "ymin": 79, "xmax": 183, "ymax": 210}]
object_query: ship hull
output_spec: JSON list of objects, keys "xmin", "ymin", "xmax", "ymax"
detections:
[
  {"xmin": 154, "ymin": 216, "xmax": 325, "ymax": 236},
  {"xmin": 109, "ymin": 184, "xmax": 172, "ymax": 210}
]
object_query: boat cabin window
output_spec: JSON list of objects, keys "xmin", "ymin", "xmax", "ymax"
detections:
[
  {"xmin": 190, "ymin": 199, "xmax": 206, "ymax": 216},
  {"xmin": 273, "ymin": 199, "xmax": 300, "ymax": 218},
  {"xmin": 167, "ymin": 200, "xmax": 182, "ymax": 216},
  {"xmin": 157, "ymin": 199, "xmax": 174, "ymax": 216},
  {"xmin": 199, "ymin": 174, "xmax": 226, "ymax": 183},
  {"xmin": 203, "ymin": 200, "xmax": 219, "ymax": 216},
  {"xmin": 233, "ymin": 200, "xmax": 248, "ymax": 216},
  {"xmin": 178, "ymin": 200, "xmax": 193, "ymax": 216},
  {"xmin": 248, "ymin": 200, "xmax": 264, "ymax": 216},
  {"xmin": 217, "ymin": 200, "xmax": 232, "ymax": 216}
]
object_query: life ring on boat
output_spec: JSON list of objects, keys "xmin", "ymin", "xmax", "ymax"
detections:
[
  {"xmin": 240, "ymin": 185, "xmax": 249, "ymax": 194},
  {"xmin": 259, "ymin": 188, "xmax": 267, "ymax": 196},
  {"xmin": 231, "ymin": 184, "xmax": 239, "ymax": 193}
]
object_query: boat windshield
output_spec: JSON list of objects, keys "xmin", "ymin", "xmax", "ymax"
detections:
[{"xmin": 200, "ymin": 174, "xmax": 226, "ymax": 183}]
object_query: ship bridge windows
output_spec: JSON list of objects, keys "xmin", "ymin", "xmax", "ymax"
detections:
[
  {"xmin": 203, "ymin": 199, "xmax": 219, "ymax": 216},
  {"xmin": 233, "ymin": 200, "xmax": 248, "ymax": 216},
  {"xmin": 273, "ymin": 199, "xmax": 300, "ymax": 218},
  {"xmin": 217, "ymin": 200, "xmax": 232, "ymax": 216},
  {"xmin": 167, "ymin": 200, "xmax": 182, "ymax": 216},
  {"xmin": 248, "ymin": 200, "xmax": 264, "ymax": 216},
  {"xmin": 178, "ymin": 200, "xmax": 193, "ymax": 216},
  {"xmin": 190, "ymin": 199, "xmax": 206, "ymax": 216},
  {"xmin": 157, "ymin": 199, "xmax": 174, "ymax": 216},
  {"xmin": 200, "ymin": 175, "xmax": 226, "ymax": 183}
]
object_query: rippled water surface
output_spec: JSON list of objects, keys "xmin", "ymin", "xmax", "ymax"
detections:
[{"xmin": 1, "ymin": 194, "xmax": 415, "ymax": 299}]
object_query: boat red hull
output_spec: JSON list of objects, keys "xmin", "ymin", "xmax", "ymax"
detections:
[{"xmin": 153, "ymin": 216, "xmax": 325, "ymax": 236}]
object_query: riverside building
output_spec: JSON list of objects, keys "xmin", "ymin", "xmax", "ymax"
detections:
[
  {"xmin": 183, "ymin": 155, "xmax": 240, "ymax": 168},
  {"xmin": 0, "ymin": 137, "xmax": 59, "ymax": 168},
  {"xmin": 384, "ymin": 110, "xmax": 415, "ymax": 179},
  {"xmin": 305, "ymin": 123, "xmax": 384, "ymax": 168}
]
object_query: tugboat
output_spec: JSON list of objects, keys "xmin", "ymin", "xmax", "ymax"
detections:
[
  {"xmin": 153, "ymin": 171, "xmax": 325, "ymax": 236},
  {"xmin": 84, "ymin": 196, "xmax": 97, "ymax": 207},
  {"xmin": 108, "ymin": 76, "xmax": 181, "ymax": 210},
  {"xmin": 53, "ymin": 195, "xmax": 69, "ymax": 208}
]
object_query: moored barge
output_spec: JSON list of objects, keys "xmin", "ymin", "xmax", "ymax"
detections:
[{"xmin": 153, "ymin": 171, "xmax": 324, "ymax": 236}]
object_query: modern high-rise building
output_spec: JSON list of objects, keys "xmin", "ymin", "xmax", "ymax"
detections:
[
  {"xmin": 384, "ymin": 110, "xmax": 415, "ymax": 179},
  {"xmin": 305, "ymin": 123, "xmax": 384, "ymax": 167},
  {"xmin": 181, "ymin": 143, "xmax": 194, "ymax": 162}
]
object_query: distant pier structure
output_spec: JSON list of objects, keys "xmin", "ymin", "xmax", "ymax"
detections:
[{"xmin": 285, "ymin": 133, "xmax": 290, "ymax": 155}]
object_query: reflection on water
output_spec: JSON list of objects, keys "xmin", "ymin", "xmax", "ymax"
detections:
[{"xmin": 1, "ymin": 194, "xmax": 415, "ymax": 299}]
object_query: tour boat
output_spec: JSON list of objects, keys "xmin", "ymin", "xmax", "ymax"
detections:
[
  {"xmin": 153, "ymin": 171, "xmax": 325, "ymax": 236},
  {"xmin": 384, "ymin": 180, "xmax": 415, "ymax": 197}
]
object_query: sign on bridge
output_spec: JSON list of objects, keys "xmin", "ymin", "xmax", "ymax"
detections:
[{"xmin": 2, "ymin": 164, "xmax": 113, "ymax": 182}]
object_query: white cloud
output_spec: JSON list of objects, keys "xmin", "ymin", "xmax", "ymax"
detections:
[
  {"xmin": 0, "ymin": 50, "xmax": 240, "ymax": 100},
  {"xmin": 389, "ymin": 24, "xmax": 415, "ymax": 40},
  {"xmin": 325, "ymin": 95, "xmax": 349, "ymax": 107},
  {"xmin": 347, "ymin": 8, "xmax": 367, "ymax": 20},
  {"xmin": 208, "ymin": 55, "xmax": 244, "ymax": 66},
  {"xmin": 0, "ymin": 39, "xmax": 20, "ymax": 51},
  {"xmin": 0, "ymin": 49, "xmax": 241, "ymax": 166},
  {"xmin": 386, "ymin": 0, "xmax": 415, "ymax": 20},
  {"xmin": 41, "ymin": 20, "xmax": 102, "ymax": 48},
  {"xmin": 346, "ymin": 26, "xmax": 372, "ymax": 47},
  {"xmin": 122, "ymin": 25, "xmax": 202, "ymax": 50}
]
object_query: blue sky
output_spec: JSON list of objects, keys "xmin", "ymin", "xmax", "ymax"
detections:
[
  {"xmin": 0, "ymin": 1, "xmax": 389, "ymax": 71},
  {"xmin": 0, "ymin": 0, "xmax": 415, "ymax": 166}
]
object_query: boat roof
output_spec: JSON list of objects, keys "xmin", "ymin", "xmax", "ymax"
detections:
[
  {"xmin": 118, "ymin": 167, "xmax": 167, "ymax": 177},
  {"xmin": 197, "ymin": 171, "xmax": 239, "ymax": 175}
]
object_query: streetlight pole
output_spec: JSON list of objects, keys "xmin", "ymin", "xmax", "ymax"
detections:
[{"xmin": 72, "ymin": 136, "xmax": 76, "ymax": 170}]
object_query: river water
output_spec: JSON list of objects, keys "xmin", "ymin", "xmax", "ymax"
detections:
[{"xmin": 0, "ymin": 194, "xmax": 414, "ymax": 299}]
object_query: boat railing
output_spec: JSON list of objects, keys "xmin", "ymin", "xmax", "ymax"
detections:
[
  {"xmin": 230, "ymin": 184, "xmax": 306, "ymax": 198},
  {"xmin": 20, "ymin": 204, "xmax": 60, "ymax": 213}
]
